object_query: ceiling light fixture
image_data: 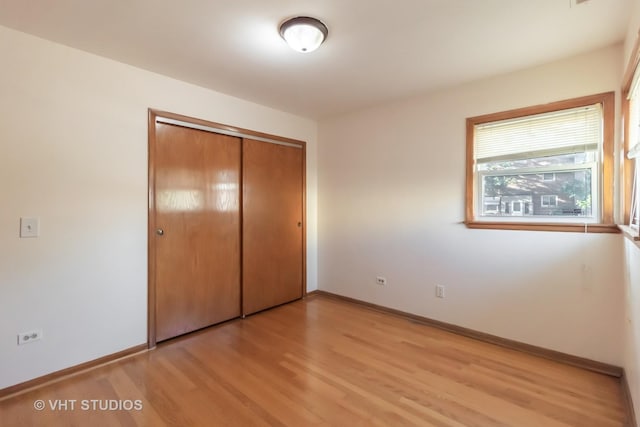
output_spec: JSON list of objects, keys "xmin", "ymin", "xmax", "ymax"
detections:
[{"xmin": 279, "ymin": 16, "xmax": 328, "ymax": 53}]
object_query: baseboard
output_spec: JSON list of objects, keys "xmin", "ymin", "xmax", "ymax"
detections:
[
  {"xmin": 0, "ymin": 343, "xmax": 148, "ymax": 401},
  {"xmin": 622, "ymin": 370, "xmax": 639, "ymax": 427},
  {"xmin": 314, "ymin": 290, "xmax": 623, "ymax": 378}
]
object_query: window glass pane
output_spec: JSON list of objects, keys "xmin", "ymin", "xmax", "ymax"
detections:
[
  {"xmin": 477, "ymin": 152, "xmax": 595, "ymax": 171},
  {"xmin": 481, "ymin": 169, "xmax": 592, "ymax": 217},
  {"xmin": 633, "ymin": 165, "xmax": 640, "ymax": 226}
]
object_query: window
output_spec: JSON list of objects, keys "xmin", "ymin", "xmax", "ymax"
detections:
[
  {"xmin": 621, "ymin": 36, "xmax": 640, "ymax": 242},
  {"xmin": 465, "ymin": 92, "xmax": 615, "ymax": 232},
  {"xmin": 626, "ymin": 69, "xmax": 640, "ymax": 230},
  {"xmin": 485, "ymin": 203, "xmax": 499, "ymax": 213}
]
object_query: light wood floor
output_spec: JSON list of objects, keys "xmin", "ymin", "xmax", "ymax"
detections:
[{"xmin": 1, "ymin": 295, "xmax": 629, "ymax": 426}]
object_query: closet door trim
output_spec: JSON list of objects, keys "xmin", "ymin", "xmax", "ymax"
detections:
[
  {"xmin": 148, "ymin": 109, "xmax": 306, "ymax": 348},
  {"xmin": 156, "ymin": 117, "xmax": 302, "ymax": 149}
]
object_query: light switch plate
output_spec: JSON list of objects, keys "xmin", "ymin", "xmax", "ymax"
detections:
[{"xmin": 20, "ymin": 217, "xmax": 39, "ymax": 238}]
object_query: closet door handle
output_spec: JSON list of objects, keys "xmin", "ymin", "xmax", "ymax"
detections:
[
  {"xmin": 156, "ymin": 228, "xmax": 164, "ymax": 236},
  {"xmin": 297, "ymin": 222, "xmax": 302, "ymax": 228}
]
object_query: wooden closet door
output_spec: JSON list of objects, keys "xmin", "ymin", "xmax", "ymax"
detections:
[
  {"xmin": 242, "ymin": 138, "xmax": 304, "ymax": 315},
  {"xmin": 154, "ymin": 123, "xmax": 241, "ymax": 342}
]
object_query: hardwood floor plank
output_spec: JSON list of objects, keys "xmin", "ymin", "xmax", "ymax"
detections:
[{"xmin": 0, "ymin": 295, "xmax": 629, "ymax": 426}]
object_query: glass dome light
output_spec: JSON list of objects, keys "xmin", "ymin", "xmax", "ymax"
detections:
[{"xmin": 279, "ymin": 16, "xmax": 328, "ymax": 53}]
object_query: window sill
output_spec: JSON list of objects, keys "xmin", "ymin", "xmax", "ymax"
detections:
[
  {"xmin": 465, "ymin": 221, "xmax": 620, "ymax": 233},
  {"xmin": 618, "ymin": 225, "xmax": 640, "ymax": 247}
]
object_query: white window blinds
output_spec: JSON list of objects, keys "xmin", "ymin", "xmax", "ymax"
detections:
[{"xmin": 474, "ymin": 103, "xmax": 602, "ymax": 162}]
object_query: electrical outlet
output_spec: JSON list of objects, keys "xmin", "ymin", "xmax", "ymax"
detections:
[
  {"xmin": 435, "ymin": 285, "xmax": 445, "ymax": 298},
  {"xmin": 17, "ymin": 329, "xmax": 43, "ymax": 345},
  {"xmin": 20, "ymin": 217, "xmax": 40, "ymax": 238},
  {"xmin": 376, "ymin": 276, "xmax": 387, "ymax": 286}
]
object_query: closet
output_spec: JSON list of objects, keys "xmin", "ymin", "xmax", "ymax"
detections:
[
  {"xmin": 148, "ymin": 111, "xmax": 305, "ymax": 344},
  {"xmin": 242, "ymin": 138, "xmax": 304, "ymax": 315}
]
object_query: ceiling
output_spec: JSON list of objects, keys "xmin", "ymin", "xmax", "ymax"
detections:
[{"xmin": 0, "ymin": 0, "xmax": 631, "ymax": 119}]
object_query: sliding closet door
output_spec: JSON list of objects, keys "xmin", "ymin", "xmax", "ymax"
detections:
[
  {"xmin": 154, "ymin": 123, "xmax": 241, "ymax": 342},
  {"xmin": 242, "ymin": 138, "xmax": 304, "ymax": 315}
]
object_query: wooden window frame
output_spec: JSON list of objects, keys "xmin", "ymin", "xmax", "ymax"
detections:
[{"xmin": 465, "ymin": 92, "xmax": 618, "ymax": 233}]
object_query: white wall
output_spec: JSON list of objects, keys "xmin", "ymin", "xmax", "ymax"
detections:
[
  {"xmin": 318, "ymin": 44, "xmax": 624, "ymax": 365},
  {"xmin": 623, "ymin": 239, "xmax": 640, "ymax": 420},
  {"xmin": 624, "ymin": 0, "xmax": 640, "ymax": 71},
  {"xmin": 622, "ymin": 2, "xmax": 640, "ymax": 419},
  {"xmin": 0, "ymin": 25, "xmax": 318, "ymax": 390}
]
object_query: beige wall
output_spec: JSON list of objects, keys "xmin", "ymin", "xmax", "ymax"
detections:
[
  {"xmin": 624, "ymin": 0, "xmax": 640, "ymax": 71},
  {"xmin": 0, "ymin": 25, "xmax": 318, "ymax": 389},
  {"xmin": 318, "ymin": 44, "xmax": 625, "ymax": 365}
]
